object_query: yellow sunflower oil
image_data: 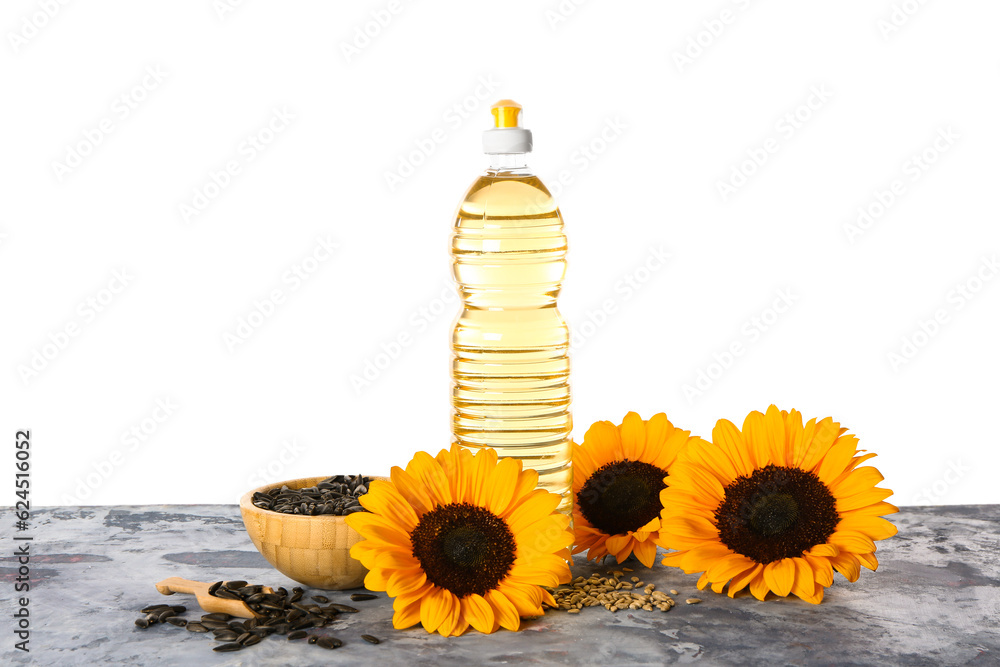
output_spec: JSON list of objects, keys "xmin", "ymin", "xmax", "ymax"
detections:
[{"xmin": 451, "ymin": 100, "xmax": 572, "ymax": 512}]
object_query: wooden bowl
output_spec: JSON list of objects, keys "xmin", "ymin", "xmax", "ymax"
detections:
[{"xmin": 239, "ymin": 476, "xmax": 385, "ymax": 591}]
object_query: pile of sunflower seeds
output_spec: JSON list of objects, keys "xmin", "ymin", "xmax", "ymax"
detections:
[
  {"xmin": 251, "ymin": 474, "xmax": 372, "ymax": 516},
  {"xmin": 133, "ymin": 580, "xmax": 381, "ymax": 653},
  {"xmin": 544, "ymin": 569, "xmax": 678, "ymax": 613}
]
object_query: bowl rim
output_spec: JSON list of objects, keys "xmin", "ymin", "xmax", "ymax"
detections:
[{"xmin": 239, "ymin": 474, "xmax": 388, "ymax": 521}]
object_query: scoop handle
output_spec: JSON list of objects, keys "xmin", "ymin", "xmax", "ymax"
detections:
[{"xmin": 156, "ymin": 577, "xmax": 210, "ymax": 597}]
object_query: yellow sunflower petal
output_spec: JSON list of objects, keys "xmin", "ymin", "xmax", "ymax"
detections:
[
  {"xmin": 836, "ymin": 515, "xmax": 897, "ymax": 541},
  {"xmin": 653, "ymin": 429, "xmax": 699, "ymax": 471},
  {"xmin": 804, "ymin": 554, "xmax": 834, "ymax": 587},
  {"xmin": 789, "ymin": 557, "xmax": 815, "ymax": 601},
  {"xmin": 364, "ymin": 567, "xmax": 388, "ymax": 591},
  {"xmin": 749, "ymin": 571, "xmax": 770, "ymax": 601},
  {"xmin": 644, "ymin": 413, "xmax": 676, "ymax": 462},
  {"xmin": 711, "ymin": 418, "xmax": 752, "ymax": 477},
  {"xmin": 660, "ymin": 550, "xmax": 687, "ymax": 568},
  {"xmin": 837, "ymin": 487, "xmax": 894, "ymax": 512},
  {"xmin": 387, "ymin": 568, "xmax": 426, "ymax": 597},
  {"xmin": 499, "ymin": 581, "xmax": 545, "ymax": 617},
  {"xmin": 389, "ymin": 466, "xmax": 434, "ymax": 516},
  {"xmin": 831, "ymin": 466, "xmax": 885, "ymax": 498},
  {"xmin": 675, "ymin": 540, "xmax": 734, "ymax": 572},
  {"xmin": 516, "ymin": 514, "xmax": 572, "ymax": 559},
  {"xmin": 506, "ymin": 489, "xmax": 561, "ymax": 534},
  {"xmin": 438, "ymin": 594, "xmax": 464, "ymax": 637},
  {"xmin": 508, "ymin": 563, "xmax": 564, "ymax": 588},
  {"xmin": 798, "ymin": 582, "xmax": 824, "ymax": 605},
  {"xmin": 808, "ymin": 543, "xmax": 839, "ymax": 558},
  {"xmin": 800, "ymin": 417, "xmax": 841, "ymax": 472},
  {"xmin": 665, "ymin": 463, "xmax": 724, "ymax": 503},
  {"xmin": 469, "ymin": 447, "xmax": 498, "ymax": 506},
  {"xmin": 632, "ymin": 537, "xmax": 658, "ymax": 568},
  {"xmin": 393, "ymin": 582, "xmax": 432, "ymax": 611},
  {"xmin": 856, "ymin": 552, "xmax": 879, "ymax": 571},
  {"xmin": 815, "ymin": 434, "xmax": 859, "ymax": 485},
  {"xmin": 419, "ymin": 586, "xmax": 453, "ymax": 634},
  {"xmin": 572, "ymin": 444, "xmax": 598, "ymax": 486},
  {"xmin": 659, "ymin": 516, "xmax": 719, "ymax": 547},
  {"xmin": 763, "ymin": 559, "xmax": 795, "ymax": 597},
  {"xmin": 741, "ymin": 410, "xmax": 772, "ymax": 468},
  {"xmin": 763, "ymin": 404, "xmax": 788, "ymax": 466},
  {"xmin": 727, "ymin": 563, "xmax": 763, "ymax": 597},
  {"xmin": 831, "ymin": 553, "xmax": 861, "ymax": 582},
  {"xmin": 485, "ymin": 589, "xmax": 520, "ymax": 632},
  {"xmin": 684, "ymin": 437, "xmax": 739, "ymax": 485},
  {"xmin": 585, "ymin": 420, "xmax": 623, "ymax": 460},
  {"xmin": 375, "ymin": 549, "xmax": 420, "ymax": 571},
  {"xmin": 360, "ymin": 480, "xmax": 420, "ymax": 532},
  {"xmin": 782, "ymin": 409, "xmax": 804, "ymax": 467},
  {"xmin": 619, "ymin": 411, "xmax": 647, "ymax": 460},
  {"xmin": 829, "ymin": 530, "xmax": 876, "ymax": 554},
  {"xmin": 408, "ymin": 450, "xmax": 453, "ymax": 508},
  {"xmin": 841, "ymin": 500, "xmax": 898, "ymax": 517},
  {"xmin": 485, "ymin": 456, "xmax": 522, "ymax": 516},
  {"xmin": 503, "ymin": 467, "xmax": 541, "ymax": 519},
  {"xmin": 604, "ymin": 534, "xmax": 634, "ymax": 558},
  {"xmin": 392, "ymin": 601, "xmax": 422, "ymax": 629},
  {"xmin": 706, "ymin": 553, "xmax": 757, "ymax": 584},
  {"xmin": 460, "ymin": 594, "xmax": 495, "ymax": 634}
]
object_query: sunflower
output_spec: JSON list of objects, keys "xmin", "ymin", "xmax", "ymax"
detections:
[
  {"xmin": 345, "ymin": 445, "xmax": 572, "ymax": 637},
  {"xmin": 657, "ymin": 405, "xmax": 897, "ymax": 604},
  {"xmin": 572, "ymin": 412, "xmax": 705, "ymax": 568}
]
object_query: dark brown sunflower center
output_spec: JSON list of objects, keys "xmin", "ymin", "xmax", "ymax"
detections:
[
  {"xmin": 409, "ymin": 502, "xmax": 515, "ymax": 598},
  {"xmin": 577, "ymin": 460, "xmax": 667, "ymax": 536},
  {"xmin": 715, "ymin": 464, "xmax": 839, "ymax": 564}
]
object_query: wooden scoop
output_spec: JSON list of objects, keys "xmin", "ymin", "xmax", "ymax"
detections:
[{"xmin": 155, "ymin": 577, "xmax": 272, "ymax": 619}]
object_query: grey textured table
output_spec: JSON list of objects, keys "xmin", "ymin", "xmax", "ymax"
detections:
[{"xmin": 1, "ymin": 505, "xmax": 998, "ymax": 666}]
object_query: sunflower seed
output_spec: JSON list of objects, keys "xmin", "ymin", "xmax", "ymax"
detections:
[
  {"xmin": 310, "ymin": 595, "xmax": 329, "ymax": 603},
  {"xmin": 166, "ymin": 617, "xmax": 187, "ymax": 627},
  {"xmin": 186, "ymin": 623, "xmax": 210, "ymax": 633},
  {"xmin": 670, "ymin": 589, "xmax": 679, "ymax": 595},
  {"xmin": 157, "ymin": 610, "xmax": 176, "ymax": 622},
  {"xmin": 208, "ymin": 581, "xmax": 223, "ymax": 596},
  {"xmin": 317, "ymin": 637, "xmax": 343, "ymax": 649},
  {"xmin": 226, "ymin": 580, "xmax": 248, "ymax": 590},
  {"xmin": 253, "ymin": 475, "xmax": 374, "ymax": 515},
  {"xmin": 140, "ymin": 604, "xmax": 170, "ymax": 613},
  {"xmin": 213, "ymin": 631, "xmax": 239, "ymax": 642},
  {"xmin": 350, "ymin": 593, "xmax": 377, "ymax": 601},
  {"xmin": 236, "ymin": 632, "xmax": 252, "ymax": 644},
  {"xmin": 287, "ymin": 630, "xmax": 308, "ymax": 640},
  {"xmin": 361, "ymin": 634, "xmax": 380, "ymax": 644},
  {"xmin": 202, "ymin": 613, "xmax": 232, "ymax": 622},
  {"xmin": 135, "ymin": 618, "xmax": 150, "ymax": 628},
  {"xmin": 213, "ymin": 643, "xmax": 243, "ymax": 652},
  {"xmin": 243, "ymin": 634, "xmax": 263, "ymax": 647},
  {"xmin": 200, "ymin": 620, "xmax": 230, "ymax": 630},
  {"xmin": 685, "ymin": 598, "xmax": 702, "ymax": 604},
  {"xmin": 329, "ymin": 604, "xmax": 358, "ymax": 613}
]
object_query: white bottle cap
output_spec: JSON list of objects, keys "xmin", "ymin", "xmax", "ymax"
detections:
[{"xmin": 482, "ymin": 99, "xmax": 533, "ymax": 154}]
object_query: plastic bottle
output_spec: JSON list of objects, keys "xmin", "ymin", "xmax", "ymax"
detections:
[{"xmin": 451, "ymin": 100, "xmax": 572, "ymax": 512}]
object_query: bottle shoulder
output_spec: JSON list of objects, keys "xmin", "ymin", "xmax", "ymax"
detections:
[{"xmin": 456, "ymin": 172, "xmax": 562, "ymax": 226}]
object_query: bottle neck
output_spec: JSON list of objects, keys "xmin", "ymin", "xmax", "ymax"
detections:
[{"xmin": 488, "ymin": 153, "xmax": 529, "ymax": 171}]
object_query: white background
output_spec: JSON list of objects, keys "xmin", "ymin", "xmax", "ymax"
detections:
[{"xmin": 2, "ymin": 1, "xmax": 998, "ymax": 507}]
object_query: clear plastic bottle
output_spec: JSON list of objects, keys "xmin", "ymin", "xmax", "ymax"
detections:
[{"xmin": 451, "ymin": 100, "xmax": 572, "ymax": 512}]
